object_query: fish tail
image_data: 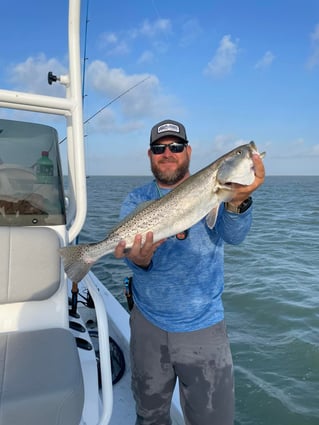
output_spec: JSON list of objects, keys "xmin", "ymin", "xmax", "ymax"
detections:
[{"xmin": 59, "ymin": 244, "xmax": 95, "ymax": 283}]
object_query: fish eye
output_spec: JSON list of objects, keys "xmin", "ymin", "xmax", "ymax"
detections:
[{"xmin": 236, "ymin": 149, "xmax": 242, "ymax": 155}]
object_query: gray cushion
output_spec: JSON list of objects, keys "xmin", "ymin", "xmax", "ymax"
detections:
[
  {"xmin": 0, "ymin": 328, "xmax": 84, "ymax": 424},
  {"xmin": 0, "ymin": 227, "xmax": 60, "ymax": 303}
]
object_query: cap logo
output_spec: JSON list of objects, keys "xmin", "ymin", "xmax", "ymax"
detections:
[{"xmin": 157, "ymin": 123, "xmax": 180, "ymax": 134}]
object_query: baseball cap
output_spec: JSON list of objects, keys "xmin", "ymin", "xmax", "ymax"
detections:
[{"xmin": 150, "ymin": 119, "xmax": 188, "ymax": 145}]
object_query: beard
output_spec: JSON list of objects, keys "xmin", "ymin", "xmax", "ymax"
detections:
[{"xmin": 151, "ymin": 158, "xmax": 190, "ymax": 186}]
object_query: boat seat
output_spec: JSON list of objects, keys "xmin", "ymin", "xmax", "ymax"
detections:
[
  {"xmin": 0, "ymin": 328, "xmax": 84, "ymax": 425},
  {"xmin": 0, "ymin": 226, "xmax": 84, "ymax": 424},
  {"xmin": 0, "ymin": 226, "xmax": 60, "ymax": 305},
  {"xmin": 0, "ymin": 226, "xmax": 70, "ymax": 331}
]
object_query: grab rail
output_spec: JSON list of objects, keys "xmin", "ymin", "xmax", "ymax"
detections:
[
  {"xmin": 0, "ymin": 0, "xmax": 86, "ymax": 243},
  {"xmin": 84, "ymin": 275, "xmax": 113, "ymax": 424}
]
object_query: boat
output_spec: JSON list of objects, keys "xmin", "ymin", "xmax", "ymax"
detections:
[{"xmin": 0, "ymin": 1, "xmax": 184, "ymax": 424}]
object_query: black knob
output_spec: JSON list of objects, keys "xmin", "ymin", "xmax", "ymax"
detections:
[{"xmin": 48, "ymin": 71, "xmax": 58, "ymax": 85}]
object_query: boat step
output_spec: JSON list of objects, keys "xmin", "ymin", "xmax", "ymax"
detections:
[
  {"xmin": 76, "ymin": 337, "xmax": 93, "ymax": 351},
  {"xmin": 69, "ymin": 320, "xmax": 85, "ymax": 333}
]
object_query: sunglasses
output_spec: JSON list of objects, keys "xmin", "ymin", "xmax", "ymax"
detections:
[{"xmin": 150, "ymin": 142, "xmax": 187, "ymax": 155}]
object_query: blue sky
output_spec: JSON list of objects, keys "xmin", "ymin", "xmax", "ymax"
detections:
[{"xmin": 1, "ymin": 0, "xmax": 319, "ymax": 175}]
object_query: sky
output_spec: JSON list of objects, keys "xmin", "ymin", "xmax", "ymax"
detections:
[{"xmin": 1, "ymin": 0, "xmax": 319, "ymax": 176}]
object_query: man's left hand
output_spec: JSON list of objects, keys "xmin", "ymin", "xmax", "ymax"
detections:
[{"xmin": 228, "ymin": 153, "xmax": 265, "ymax": 206}]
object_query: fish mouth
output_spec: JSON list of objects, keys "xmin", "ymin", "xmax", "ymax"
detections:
[
  {"xmin": 221, "ymin": 181, "xmax": 249, "ymax": 189},
  {"xmin": 220, "ymin": 169, "xmax": 255, "ymax": 187},
  {"xmin": 218, "ymin": 181, "xmax": 244, "ymax": 192},
  {"xmin": 217, "ymin": 156, "xmax": 255, "ymax": 186}
]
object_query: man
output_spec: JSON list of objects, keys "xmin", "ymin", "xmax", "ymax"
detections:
[{"xmin": 115, "ymin": 119, "xmax": 265, "ymax": 425}]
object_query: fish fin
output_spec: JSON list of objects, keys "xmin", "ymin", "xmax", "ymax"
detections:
[
  {"xmin": 205, "ymin": 205, "xmax": 220, "ymax": 229},
  {"xmin": 59, "ymin": 245, "xmax": 95, "ymax": 283}
]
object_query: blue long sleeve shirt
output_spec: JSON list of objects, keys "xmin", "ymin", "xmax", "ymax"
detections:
[{"xmin": 120, "ymin": 180, "xmax": 252, "ymax": 332}]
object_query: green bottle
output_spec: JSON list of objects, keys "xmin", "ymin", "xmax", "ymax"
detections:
[{"xmin": 36, "ymin": 151, "xmax": 54, "ymax": 184}]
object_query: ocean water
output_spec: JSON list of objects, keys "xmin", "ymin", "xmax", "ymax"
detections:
[{"xmin": 79, "ymin": 175, "xmax": 319, "ymax": 425}]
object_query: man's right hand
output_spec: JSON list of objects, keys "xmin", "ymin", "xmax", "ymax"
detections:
[{"xmin": 114, "ymin": 231, "xmax": 166, "ymax": 268}]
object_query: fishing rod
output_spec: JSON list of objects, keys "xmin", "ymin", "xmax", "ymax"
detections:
[
  {"xmin": 83, "ymin": 75, "xmax": 150, "ymax": 125},
  {"xmin": 57, "ymin": 76, "xmax": 150, "ymax": 145},
  {"xmin": 82, "ymin": 0, "xmax": 90, "ymax": 106}
]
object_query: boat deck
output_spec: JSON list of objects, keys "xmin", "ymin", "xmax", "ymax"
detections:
[{"xmin": 79, "ymin": 274, "xmax": 185, "ymax": 425}]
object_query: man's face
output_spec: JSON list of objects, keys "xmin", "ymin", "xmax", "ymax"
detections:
[{"xmin": 148, "ymin": 136, "xmax": 192, "ymax": 186}]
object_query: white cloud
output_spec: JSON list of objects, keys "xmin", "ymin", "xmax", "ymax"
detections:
[
  {"xmin": 87, "ymin": 60, "xmax": 154, "ymax": 100},
  {"xmin": 189, "ymin": 134, "xmax": 256, "ymax": 174},
  {"xmin": 311, "ymin": 23, "xmax": 319, "ymax": 41},
  {"xmin": 265, "ymin": 138, "xmax": 319, "ymax": 159},
  {"xmin": 99, "ymin": 32, "xmax": 129, "ymax": 56},
  {"xmin": 85, "ymin": 60, "xmax": 181, "ymax": 128},
  {"xmin": 255, "ymin": 51, "xmax": 275, "ymax": 70},
  {"xmin": 137, "ymin": 50, "xmax": 155, "ymax": 65},
  {"xmin": 7, "ymin": 54, "xmax": 66, "ymax": 96},
  {"xmin": 204, "ymin": 35, "xmax": 239, "ymax": 78},
  {"xmin": 307, "ymin": 23, "xmax": 319, "ymax": 69},
  {"xmin": 180, "ymin": 18, "xmax": 202, "ymax": 47},
  {"xmin": 99, "ymin": 18, "xmax": 171, "ymax": 57},
  {"xmin": 127, "ymin": 18, "xmax": 171, "ymax": 40},
  {"xmin": 312, "ymin": 144, "xmax": 319, "ymax": 155},
  {"xmin": 101, "ymin": 32, "xmax": 118, "ymax": 45},
  {"xmin": 137, "ymin": 18, "xmax": 171, "ymax": 38}
]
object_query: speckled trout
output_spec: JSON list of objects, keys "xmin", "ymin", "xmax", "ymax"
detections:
[{"xmin": 60, "ymin": 141, "xmax": 264, "ymax": 282}]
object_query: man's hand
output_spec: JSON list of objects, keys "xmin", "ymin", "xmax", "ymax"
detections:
[
  {"xmin": 228, "ymin": 153, "xmax": 265, "ymax": 206},
  {"xmin": 114, "ymin": 231, "xmax": 166, "ymax": 268}
]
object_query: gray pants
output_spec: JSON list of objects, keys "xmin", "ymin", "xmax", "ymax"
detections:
[{"xmin": 130, "ymin": 306, "xmax": 234, "ymax": 425}]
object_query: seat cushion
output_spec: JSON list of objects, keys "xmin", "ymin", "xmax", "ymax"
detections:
[
  {"xmin": 0, "ymin": 227, "xmax": 61, "ymax": 303},
  {"xmin": 0, "ymin": 328, "xmax": 84, "ymax": 425}
]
